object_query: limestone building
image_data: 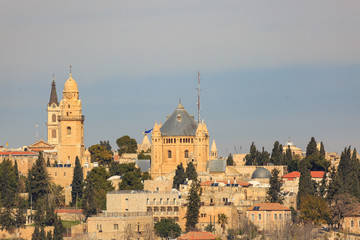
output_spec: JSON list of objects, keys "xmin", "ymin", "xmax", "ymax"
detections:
[
  {"xmin": 47, "ymin": 73, "xmax": 85, "ymax": 166},
  {"xmin": 47, "ymin": 79, "xmax": 60, "ymax": 146},
  {"xmin": 151, "ymin": 102, "xmax": 210, "ymax": 178}
]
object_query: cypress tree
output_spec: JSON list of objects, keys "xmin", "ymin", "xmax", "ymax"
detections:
[
  {"xmin": 319, "ymin": 142, "xmax": 326, "ymax": 157},
  {"xmin": 257, "ymin": 147, "xmax": 270, "ymax": 166},
  {"xmin": 297, "ymin": 161, "xmax": 313, "ymax": 207},
  {"xmin": 185, "ymin": 180, "xmax": 201, "ymax": 232},
  {"xmin": 270, "ymin": 141, "xmax": 283, "ymax": 165},
  {"xmin": 266, "ymin": 168, "xmax": 284, "ymax": 204},
  {"xmin": 32, "ymin": 226, "xmax": 40, "ymax": 240},
  {"xmin": 245, "ymin": 142, "xmax": 257, "ymax": 166},
  {"xmin": 40, "ymin": 227, "xmax": 46, "ymax": 240},
  {"xmin": 306, "ymin": 137, "xmax": 318, "ymax": 157},
  {"xmin": 226, "ymin": 153, "xmax": 234, "ymax": 166},
  {"xmin": 173, "ymin": 163, "xmax": 186, "ymax": 190},
  {"xmin": 319, "ymin": 171, "xmax": 327, "ymax": 198},
  {"xmin": 14, "ymin": 160, "xmax": 19, "ymax": 184},
  {"xmin": 81, "ymin": 179, "xmax": 98, "ymax": 219},
  {"xmin": 71, "ymin": 157, "xmax": 83, "ymax": 206},
  {"xmin": 28, "ymin": 152, "xmax": 50, "ymax": 209},
  {"xmin": 53, "ymin": 215, "xmax": 64, "ymax": 240},
  {"xmin": 0, "ymin": 159, "xmax": 18, "ymax": 207},
  {"xmin": 47, "ymin": 157, "xmax": 51, "ymax": 167},
  {"xmin": 186, "ymin": 162, "xmax": 197, "ymax": 181}
]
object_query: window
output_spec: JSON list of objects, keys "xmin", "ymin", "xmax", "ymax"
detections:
[
  {"xmin": 274, "ymin": 214, "xmax": 277, "ymax": 220},
  {"xmin": 351, "ymin": 220, "xmax": 354, "ymax": 228},
  {"xmin": 251, "ymin": 214, "xmax": 254, "ymax": 220},
  {"xmin": 68, "ymin": 104, "xmax": 70, "ymax": 108},
  {"xmin": 64, "ymin": 172, "xmax": 66, "ymax": 176},
  {"xmin": 52, "ymin": 114, "xmax": 56, "ymax": 122},
  {"xmin": 52, "ymin": 129, "xmax": 56, "ymax": 138},
  {"xmin": 185, "ymin": 150, "xmax": 189, "ymax": 158},
  {"xmin": 168, "ymin": 150, "xmax": 172, "ymax": 158},
  {"xmin": 279, "ymin": 214, "xmax": 282, "ymax": 220},
  {"xmin": 114, "ymin": 224, "xmax": 119, "ymax": 230},
  {"xmin": 67, "ymin": 126, "xmax": 71, "ymax": 135},
  {"xmin": 258, "ymin": 214, "xmax": 261, "ymax": 220}
]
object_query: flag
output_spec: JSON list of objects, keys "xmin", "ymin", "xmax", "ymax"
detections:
[
  {"xmin": 6, "ymin": 142, "xmax": 8, "ymax": 147},
  {"xmin": 145, "ymin": 129, "xmax": 153, "ymax": 134}
]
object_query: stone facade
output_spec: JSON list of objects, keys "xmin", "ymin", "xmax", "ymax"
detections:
[
  {"xmin": 151, "ymin": 102, "xmax": 209, "ymax": 178},
  {"xmin": 56, "ymin": 74, "xmax": 85, "ymax": 166},
  {"xmin": 246, "ymin": 203, "xmax": 291, "ymax": 232}
]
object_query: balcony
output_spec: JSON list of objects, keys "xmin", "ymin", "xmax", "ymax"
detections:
[{"xmin": 58, "ymin": 115, "xmax": 85, "ymax": 122}]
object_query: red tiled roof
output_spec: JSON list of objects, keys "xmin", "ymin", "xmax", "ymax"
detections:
[
  {"xmin": 178, "ymin": 232, "xmax": 217, "ymax": 240},
  {"xmin": 311, "ymin": 171, "xmax": 325, "ymax": 178},
  {"xmin": 55, "ymin": 209, "xmax": 83, "ymax": 214},
  {"xmin": 282, "ymin": 171, "xmax": 300, "ymax": 178},
  {"xmin": 200, "ymin": 180, "xmax": 251, "ymax": 187},
  {"xmin": 0, "ymin": 151, "xmax": 38, "ymax": 156},
  {"xmin": 247, "ymin": 203, "xmax": 291, "ymax": 211},
  {"xmin": 282, "ymin": 171, "xmax": 324, "ymax": 179}
]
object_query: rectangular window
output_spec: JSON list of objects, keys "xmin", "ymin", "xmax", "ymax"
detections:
[
  {"xmin": 251, "ymin": 214, "xmax": 254, "ymax": 221},
  {"xmin": 258, "ymin": 214, "xmax": 261, "ymax": 220},
  {"xmin": 114, "ymin": 224, "xmax": 119, "ymax": 230},
  {"xmin": 279, "ymin": 214, "xmax": 282, "ymax": 220},
  {"xmin": 274, "ymin": 214, "xmax": 277, "ymax": 220}
]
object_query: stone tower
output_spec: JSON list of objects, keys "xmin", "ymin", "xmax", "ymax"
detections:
[
  {"xmin": 150, "ymin": 102, "xmax": 209, "ymax": 178},
  {"xmin": 210, "ymin": 139, "xmax": 218, "ymax": 160},
  {"xmin": 47, "ymin": 78, "xmax": 60, "ymax": 146},
  {"xmin": 57, "ymin": 73, "xmax": 85, "ymax": 165}
]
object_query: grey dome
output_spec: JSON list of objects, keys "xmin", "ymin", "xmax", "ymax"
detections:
[{"xmin": 251, "ymin": 167, "xmax": 271, "ymax": 179}]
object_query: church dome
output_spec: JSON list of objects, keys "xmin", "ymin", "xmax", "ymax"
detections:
[
  {"xmin": 251, "ymin": 167, "xmax": 271, "ymax": 179},
  {"xmin": 64, "ymin": 74, "xmax": 78, "ymax": 92}
]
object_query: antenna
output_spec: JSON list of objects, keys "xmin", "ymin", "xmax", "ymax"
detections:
[
  {"xmin": 70, "ymin": 65, "xmax": 72, "ymax": 74},
  {"xmin": 196, "ymin": 72, "xmax": 201, "ymax": 123},
  {"xmin": 35, "ymin": 124, "xmax": 39, "ymax": 141}
]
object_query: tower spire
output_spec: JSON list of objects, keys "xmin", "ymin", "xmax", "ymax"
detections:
[
  {"xmin": 49, "ymin": 75, "xmax": 59, "ymax": 106},
  {"xmin": 69, "ymin": 65, "xmax": 72, "ymax": 77}
]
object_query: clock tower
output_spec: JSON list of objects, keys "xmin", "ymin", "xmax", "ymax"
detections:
[{"xmin": 57, "ymin": 73, "xmax": 85, "ymax": 165}]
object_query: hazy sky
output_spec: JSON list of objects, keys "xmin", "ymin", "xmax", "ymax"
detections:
[{"xmin": 1, "ymin": 0, "xmax": 360, "ymax": 155}]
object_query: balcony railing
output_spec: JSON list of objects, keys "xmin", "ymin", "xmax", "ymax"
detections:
[
  {"xmin": 153, "ymin": 211, "xmax": 179, "ymax": 216},
  {"xmin": 94, "ymin": 212, "xmax": 152, "ymax": 218},
  {"xmin": 58, "ymin": 115, "xmax": 85, "ymax": 121}
]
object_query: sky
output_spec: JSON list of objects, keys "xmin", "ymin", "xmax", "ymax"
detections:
[{"xmin": 1, "ymin": 0, "xmax": 360, "ymax": 156}]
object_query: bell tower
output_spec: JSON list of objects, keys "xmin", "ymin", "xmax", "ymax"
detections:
[
  {"xmin": 47, "ymin": 76, "xmax": 60, "ymax": 146},
  {"xmin": 57, "ymin": 72, "xmax": 85, "ymax": 165}
]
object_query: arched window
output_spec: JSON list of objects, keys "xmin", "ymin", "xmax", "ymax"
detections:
[
  {"xmin": 68, "ymin": 104, "xmax": 70, "ymax": 109},
  {"xmin": 185, "ymin": 150, "xmax": 189, "ymax": 158},
  {"xmin": 52, "ymin": 114, "xmax": 56, "ymax": 122},
  {"xmin": 52, "ymin": 129, "xmax": 56, "ymax": 138},
  {"xmin": 67, "ymin": 126, "xmax": 71, "ymax": 135},
  {"xmin": 168, "ymin": 150, "xmax": 172, "ymax": 158}
]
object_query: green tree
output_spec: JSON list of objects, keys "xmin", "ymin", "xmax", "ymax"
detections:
[
  {"xmin": 218, "ymin": 213, "xmax": 228, "ymax": 234},
  {"xmin": 32, "ymin": 226, "xmax": 40, "ymax": 240},
  {"xmin": 186, "ymin": 162, "xmax": 197, "ymax": 181},
  {"xmin": 82, "ymin": 167, "xmax": 114, "ymax": 218},
  {"xmin": 88, "ymin": 144, "xmax": 113, "ymax": 165},
  {"xmin": 40, "ymin": 227, "xmax": 46, "ymax": 240},
  {"xmin": 297, "ymin": 161, "xmax": 313, "ymax": 207},
  {"xmin": 118, "ymin": 167, "xmax": 144, "ymax": 190},
  {"xmin": 71, "ymin": 157, "xmax": 83, "ymax": 207},
  {"xmin": 0, "ymin": 159, "xmax": 18, "ymax": 207},
  {"xmin": 270, "ymin": 141, "xmax": 283, "ymax": 165},
  {"xmin": 306, "ymin": 137, "xmax": 318, "ymax": 157},
  {"xmin": 154, "ymin": 218, "xmax": 181, "ymax": 239},
  {"xmin": 138, "ymin": 150, "xmax": 151, "ymax": 160},
  {"xmin": 14, "ymin": 160, "xmax": 19, "ymax": 183},
  {"xmin": 284, "ymin": 146, "xmax": 299, "ymax": 172},
  {"xmin": 204, "ymin": 224, "xmax": 215, "ymax": 233},
  {"xmin": 245, "ymin": 142, "xmax": 258, "ymax": 166},
  {"xmin": 300, "ymin": 195, "xmax": 330, "ymax": 225},
  {"xmin": 28, "ymin": 152, "xmax": 50, "ymax": 209},
  {"xmin": 173, "ymin": 163, "xmax": 186, "ymax": 190},
  {"xmin": 257, "ymin": 147, "xmax": 270, "ymax": 166},
  {"xmin": 53, "ymin": 215, "xmax": 64, "ymax": 240},
  {"xmin": 116, "ymin": 135, "xmax": 138, "ymax": 155},
  {"xmin": 0, "ymin": 208, "xmax": 15, "ymax": 233},
  {"xmin": 100, "ymin": 140, "xmax": 112, "ymax": 153},
  {"xmin": 329, "ymin": 193, "xmax": 358, "ymax": 229},
  {"xmin": 185, "ymin": 180, "xmax": 201, "ymax": 232},
  {"xmin": 266, "ymin": 168, "xmax": 284, "ymax": 204},
  {"xmin": 47, "ymin": 158, "xmax": 51, "ymax": 167},
  {"xmin": 226, "ymin": 153, "xmax": 234, "ymax": 166},
  {"xmin": 319, "ymin": 142, "xmax": 325, "ymax": 157}
]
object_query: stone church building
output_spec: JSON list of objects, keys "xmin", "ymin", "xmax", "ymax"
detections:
[
  {"xmin": 150, "ymin": 102, "xmax": 211, "ymax": 178},
  {"xmin": 46, "ymin": 73, "xmax": 85, "ymax": 166}
]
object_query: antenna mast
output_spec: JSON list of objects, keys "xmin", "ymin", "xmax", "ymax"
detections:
[{"xmin": 196, "ymin": 72, "xmax": 201, "ymax": 123}]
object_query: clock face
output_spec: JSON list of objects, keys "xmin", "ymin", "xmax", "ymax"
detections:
[{"xmin": 66, "ymin": 93, "xmax": 72, "ymax": 99}]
